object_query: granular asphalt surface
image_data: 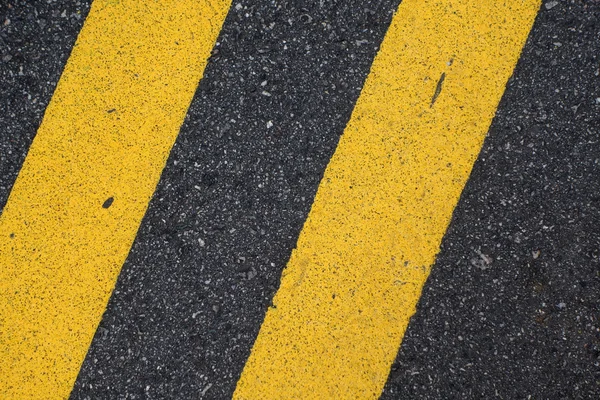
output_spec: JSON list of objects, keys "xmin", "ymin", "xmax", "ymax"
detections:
[{"xmin": 1, "ymin": 0, "xmax": 599, "ymax": 398}]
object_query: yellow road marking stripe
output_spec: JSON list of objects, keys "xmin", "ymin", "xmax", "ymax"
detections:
[
  {"xmin": 0, "ymin": 0, "xmax": 229, "ymax": 397},
  {"xmin": 234, "ymin": 0, "xmax": 540, "ymax": 398}
]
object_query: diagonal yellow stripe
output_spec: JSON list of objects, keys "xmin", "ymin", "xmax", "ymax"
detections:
[
  {"xmin": 234, "ymin": 0, "xmax": 541, "ymax": 398},
  {"xmin": 0, "ymin": 0, "xmax": 230, "ymax": 397}
]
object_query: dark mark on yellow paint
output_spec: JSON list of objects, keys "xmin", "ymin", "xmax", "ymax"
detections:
[
  {"xmin": 102, "ymin": 197, "xmax": 114, "ymax": 209},
  {"xmin": 430, "ymin": 71, "xmax": 446, "ymax": 107}
]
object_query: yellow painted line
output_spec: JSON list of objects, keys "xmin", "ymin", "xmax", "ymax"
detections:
[
  {"xmin": 234, "ymin": 0, "xmax": 540, "ymax": 398},
  {"xmin": 0, "ymin": 0, "xmax": 229, "ymax": 398}
]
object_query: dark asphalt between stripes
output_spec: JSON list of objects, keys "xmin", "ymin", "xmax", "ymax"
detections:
[{"xmin": 1, "ymin": 0, "xmax": 599, "ymax": 399}]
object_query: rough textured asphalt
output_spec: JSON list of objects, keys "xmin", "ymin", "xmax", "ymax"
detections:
[{"xmin": 1, "ymin": 0, "xmax": 599, "ymax": 399}]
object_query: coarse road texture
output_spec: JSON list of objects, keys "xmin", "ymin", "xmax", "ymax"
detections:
[{"xmin": 0, "ymin": 0, "xmax": 599, "ymax": 399}]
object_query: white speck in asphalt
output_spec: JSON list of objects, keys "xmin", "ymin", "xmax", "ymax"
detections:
[{"xmin": 201, "ymin": 383, "xmax": 213, "ymax": 396}]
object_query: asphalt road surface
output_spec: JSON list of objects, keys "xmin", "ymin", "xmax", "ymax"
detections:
[{"xmin": 1, "ymin": 0, "xmax": 599, "ymax": 399}]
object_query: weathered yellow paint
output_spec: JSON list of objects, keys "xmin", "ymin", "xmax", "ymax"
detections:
[
  {"xmin": 0, "ymin": 0, "xmax": 229, "ymax": 397},
  {"xmin": 234, "ymin": 0, "xmax": 540, "ymax": 398}
]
